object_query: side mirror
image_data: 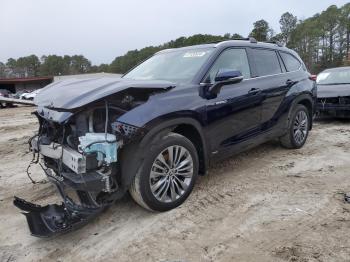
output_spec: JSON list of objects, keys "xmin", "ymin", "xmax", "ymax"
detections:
[
  {"xmin": 208, "ymin": 69, "xmax": 243, "ymax": 98},
  {"xmin": 214, "ymin": 69, "xmax": 243, "ymax": 82}
]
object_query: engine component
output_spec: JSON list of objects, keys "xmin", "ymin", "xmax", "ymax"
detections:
[
  {"xmin": 31, "ymin": 136, "xmax": 87, "ymax": 174},
  {"xmin": 78, "ymin": 133, "xmax": 118, "ymax": 164}
]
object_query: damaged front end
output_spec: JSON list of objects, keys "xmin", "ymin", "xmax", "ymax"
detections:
[
  {"xmin": 14, "ymin": 91, "xmax": 149, "ymax": 237},
  {"xmin": 317, "ymin": 96, "xmax": 350, "ymax": 118}
]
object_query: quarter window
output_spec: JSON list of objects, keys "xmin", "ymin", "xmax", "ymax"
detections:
[
  {"xmin": 280, "ymin": 52, "xmax": 301, "ymax": 72},
  {"xmin": 206, "ymin": 48, "xmax": 251, "ymax": 83},
  {"xmin": 251, "ymin": 49, "xmax": 282, "ymax": 77}
]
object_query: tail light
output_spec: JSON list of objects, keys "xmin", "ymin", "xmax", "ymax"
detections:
[{"xmin": 309, "ymin": 75, "xmax": 317, "ymax": 81}]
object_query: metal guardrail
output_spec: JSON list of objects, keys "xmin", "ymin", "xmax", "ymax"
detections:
[{"xmin": 0, "ymin": 96, "xmax": 35, "ymax": 106}]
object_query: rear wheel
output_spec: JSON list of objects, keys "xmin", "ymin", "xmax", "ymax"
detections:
[
  {"xmin": 280, "ymin": 104, "xmax": 310, "ymax": 149},
  {"xmin": 129, "ymin": 132, "xmax": 198, "ymax": 211}
]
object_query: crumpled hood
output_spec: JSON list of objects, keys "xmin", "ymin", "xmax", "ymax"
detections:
[
  {"xmin": 34, "ymin": 77, "xmax": 175, "ymax": 110},
  {"xmin": 317, "ymin": 83, "xmax": 350, "ymax": 98}
]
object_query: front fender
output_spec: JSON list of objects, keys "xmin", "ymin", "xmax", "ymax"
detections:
[{"xmin": 118, "ymin": 115, "xmax": 209, "ymax": 190}]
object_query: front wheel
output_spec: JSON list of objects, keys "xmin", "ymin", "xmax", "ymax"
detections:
[
  {"xmin": 129, "ymin": 132, "xmax": 198, "ymax": 212},
  {"xmin": 280, "ymin": 104, "xmax": 310, "ymax": 149}
]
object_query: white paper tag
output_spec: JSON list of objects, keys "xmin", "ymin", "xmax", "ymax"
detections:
[{"xmin": 183, "ymin": 51, "xmax": 207, "ymax": 58}]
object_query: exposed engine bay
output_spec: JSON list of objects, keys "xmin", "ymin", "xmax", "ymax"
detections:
[{"xmin": 14, "ymin": 91, "xmax": 149, "ymax": 237}]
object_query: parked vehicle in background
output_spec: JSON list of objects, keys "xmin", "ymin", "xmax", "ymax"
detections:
[
  {"xmin": 13, "ymin": 90, "xmax": 29, "ymax": 99},
  {"xmin": 317, "ymin": 67, "xmax": 350, "ymax": 118},
  {"xmin": 21, "ymin": 89, "xmax": 42, "ymax": 100},
  {"xmin": 14, "ymin": 38, "xmax": 316, "ymax": 237},
  {"xmin": 19, "ymin": 92, "xmax": 31, "ymax": 100},
  {"xmin": 0, "ymin": 89, "xmax": 13, "ymax": 108}
]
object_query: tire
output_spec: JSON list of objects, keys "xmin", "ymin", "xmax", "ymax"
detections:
[
  {"xmin": 129, "ymin": 132, "xmax": 198, "ymax": 212},
  {"xmin": 280, "ymin": 104, "xmax": 310, "ymax": 149}
]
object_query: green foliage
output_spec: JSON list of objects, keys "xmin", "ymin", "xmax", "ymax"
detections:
[
  {"xmin": 6, "ymin": 55, "xmax": 40, "ymax": 77},
  {"xmin": 69, "ymin": 55, "xmax": 92, "ymax": 74},
  {"xmin": 39, "ymin": 55, "xmax": 69, "ymax": 76},
  {"xmin": 4, "ymin": 54, "xmax": 93, "ymax": 77},
  {"xmin": 249, "ymin": 19, "xmax": 270, "ymax": 41},
  {"xmin": 0, "ymin": 62, "xmax": 6, "ymax": 78},
  {"xmin": 288, "ymin": 3, "xmax": 350, "ymax": 72},
  {"xmin": 279, "ymin": 12, "xmax": 298, "ymax": 44}
]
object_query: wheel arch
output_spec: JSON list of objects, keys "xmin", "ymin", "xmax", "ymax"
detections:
[
  {"xmin": 289, "ymin": 93, "xmax": 314, "ymax": 130},
  {"xmin": 140, "ymin": 117, "xmax": 209, "ymax": 175},
  {"xmin": 297, "ymin": 98, "xmax": 313, "ymax": 130},
  {"xmin": 119, "ymin": 117, "xmax": 209, "ymax": 192}
]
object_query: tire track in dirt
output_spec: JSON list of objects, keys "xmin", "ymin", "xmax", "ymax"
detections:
[{"xmin": 1, "ymin": 107, "xmax": 350, "ymax": 262}]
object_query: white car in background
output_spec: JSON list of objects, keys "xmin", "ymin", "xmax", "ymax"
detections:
[{"xmin": 20, "ymin": 89, "xmax": 42, "ymax": 100}]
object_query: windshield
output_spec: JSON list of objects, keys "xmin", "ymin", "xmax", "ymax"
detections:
[
  {"xmin": 317, "ymin": 68, "xmax": 350, "ymax": 85},
  {"xmin": 123, "ymin": 48, "xmax": 214, "ymax": 83}
]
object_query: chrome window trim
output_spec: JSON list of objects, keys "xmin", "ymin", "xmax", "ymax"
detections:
[
  {"xmin": 243, "ymin": 66, "xmax": 302, "ymax": 81},
  {"xmin": 199, "ymin": 47, "xmax": 303, "ymax": 85}
]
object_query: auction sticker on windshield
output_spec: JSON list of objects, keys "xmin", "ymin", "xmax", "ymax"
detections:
[{"xmin": 183, "ymin": 51, "xmax": 208, "ymax": 58}]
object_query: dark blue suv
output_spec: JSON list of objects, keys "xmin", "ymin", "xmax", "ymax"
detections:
[{"xmin": 15, "ymin": 38, "xmax": 317, "ymax": 237}]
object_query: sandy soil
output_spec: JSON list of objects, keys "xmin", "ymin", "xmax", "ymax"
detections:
[{"xmin": 1, "ymin": 106, "xmax": 350, "ymax": 262}]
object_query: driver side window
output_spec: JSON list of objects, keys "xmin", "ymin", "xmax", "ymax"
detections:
[{"xmin": 206, "ymin": 48, "xmax": 251, "ymax": 83}]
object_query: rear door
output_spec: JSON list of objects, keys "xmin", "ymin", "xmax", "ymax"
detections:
[{"xmin": 247, "ymin": 48, "xmax": 290, "ymax": 130}]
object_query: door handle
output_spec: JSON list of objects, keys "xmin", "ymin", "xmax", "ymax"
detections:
[
  {"xmin": 248, "ymin": 88, "xmax": 261, "ymax": 95},
  {"xmin": 286, "ymin": 79, "xmax": 295, "ymax": 86}
]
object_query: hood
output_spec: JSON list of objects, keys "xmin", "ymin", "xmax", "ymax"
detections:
[
  {"xmin": 34, "ymin": 77, "xmax": 175, "ymax": 110},
  {"xmin": 317, "ymin": 83, "xmax": 350, "ymax": 98}
]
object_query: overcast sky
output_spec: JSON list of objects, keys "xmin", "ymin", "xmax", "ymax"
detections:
[{"xmin": 1, "ymin": 0, "xmax": 348, "ymax": 65}]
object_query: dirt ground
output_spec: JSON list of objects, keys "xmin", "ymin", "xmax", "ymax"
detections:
[{"xmin": 1, "ymin": 106, "xmax": 350, "ymax": 262}]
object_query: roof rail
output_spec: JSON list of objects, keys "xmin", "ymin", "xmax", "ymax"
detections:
[
  {"xmin": 230, "ymin": 37, "xmax": 257, "ymax": 43},
  {"xmin": 266, "ymin": 41, "xmax": 284, "ymax": 47}
]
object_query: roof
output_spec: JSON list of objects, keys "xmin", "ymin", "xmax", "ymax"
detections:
[{"xmin": 0, "ymin": 76, "xmax": 53, "ymax": 84}]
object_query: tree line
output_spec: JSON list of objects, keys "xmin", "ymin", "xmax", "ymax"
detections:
[
  {"xmin": 0, "ymin": 54, "xmax": 104, "ymax": 78},
  {"xmin": 0, "ymin": 3, "xmax": 348, "ymax": 78}
]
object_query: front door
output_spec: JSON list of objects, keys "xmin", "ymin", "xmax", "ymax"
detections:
[{"xmin": 204, "ymin": 48, "xmax": 263, "ymax": 158}]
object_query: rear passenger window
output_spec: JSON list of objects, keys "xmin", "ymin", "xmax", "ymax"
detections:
[
  {"xmin": 280, "ymin": 52, "xmax": 301, "ymax": 72},
  {"xmin": 251, "ymin": 49, "xmax": 282, "ymax": 77}
]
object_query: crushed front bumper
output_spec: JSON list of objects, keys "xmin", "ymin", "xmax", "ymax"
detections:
[
  {"xmin": 317, "ymin": 103, "xmax": 350, "ymax": 118},
  {"xmin": 13, "ymin": 196, "xmax": 104, "ymax": 238},
  {"xmin": 317, "ymin": 97, "xmax": 350, "ymax": 118},
  {"xmin": 14, "ymin": 136, "xmax": 119, "ymax": 237}
]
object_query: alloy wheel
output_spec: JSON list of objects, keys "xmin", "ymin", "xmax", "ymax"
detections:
[
  {"xmin": 149, "ymin": 145, "xmax": 194, "ymax": 203},
  {"xmin": 293, "ymin": 110, "xmax": 308, "ymax": 145}
]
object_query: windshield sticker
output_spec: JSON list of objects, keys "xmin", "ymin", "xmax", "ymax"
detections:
[{"xmin": 183, "ymin": 51, "xmax": 207, "ymax": 58}]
